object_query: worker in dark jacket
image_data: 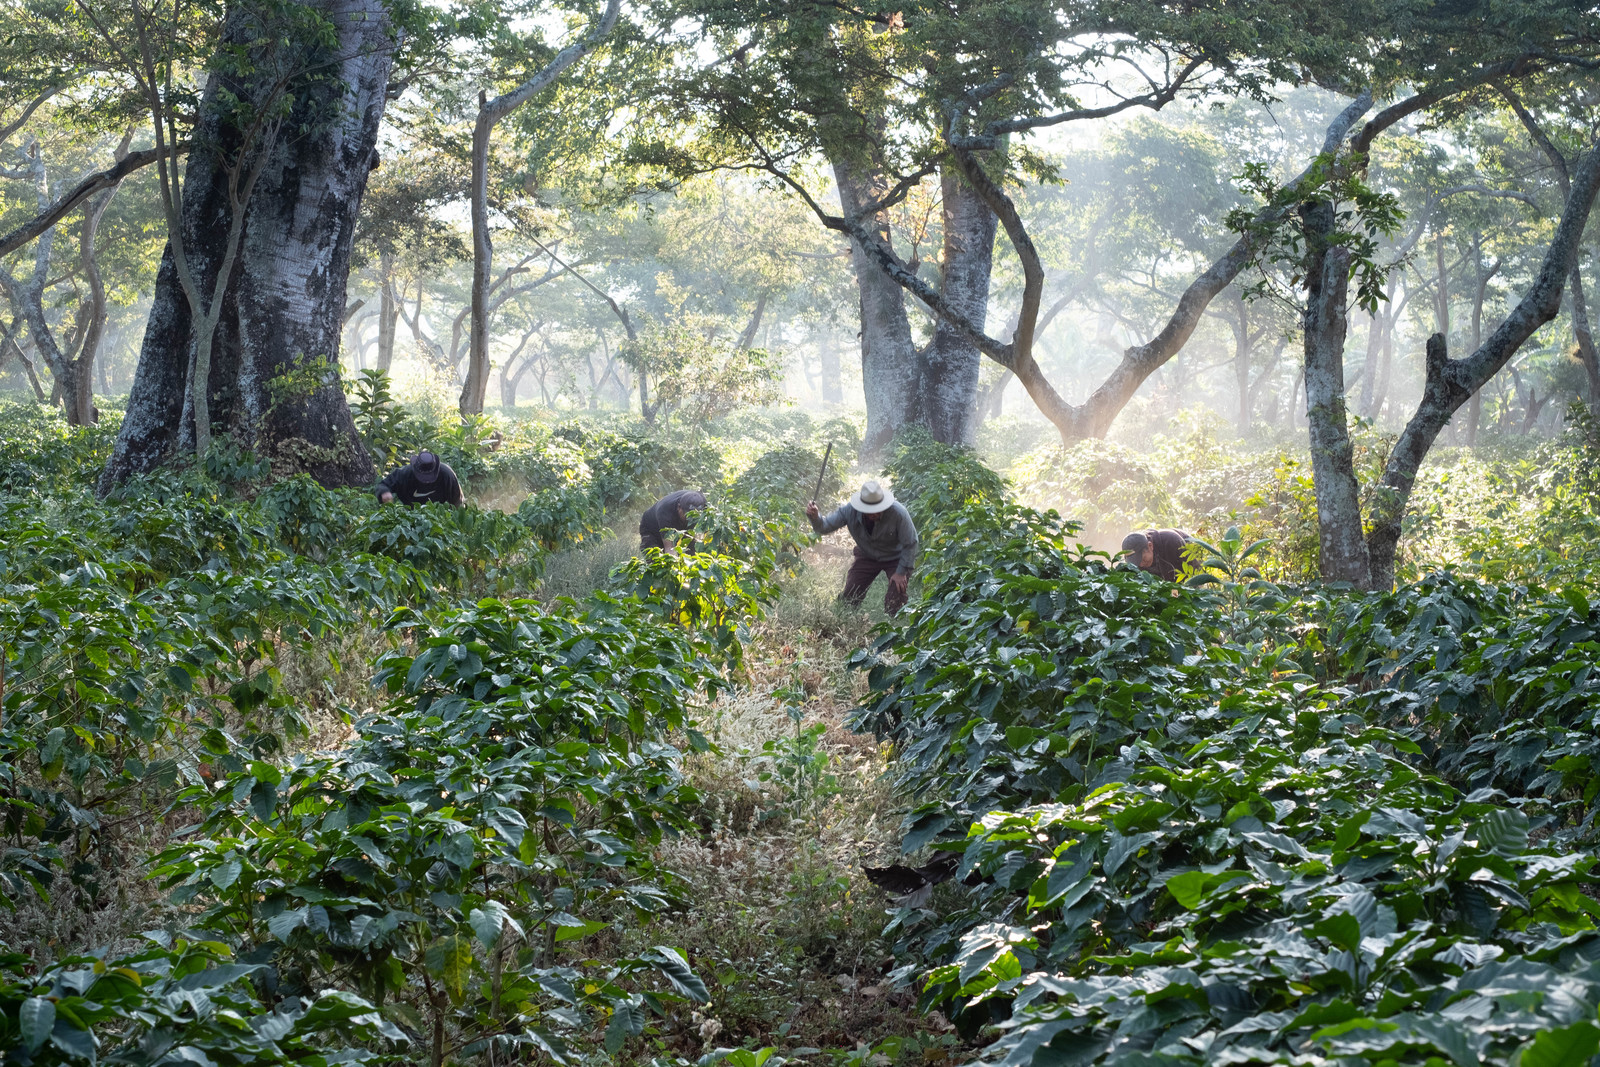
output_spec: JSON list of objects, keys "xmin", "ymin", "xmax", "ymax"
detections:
[
  {"xmin": 1121, "ymin": 529, "xmax": 1192, "ymax": 581},
  {"xmin": 639, "ymin": 490, "xmax": 708, "ymax": 552},
  {"xmin": 376, "ymin": 451, "xmax": 464, "ymax": 507},
  {"xmin": 806, "ymin": 479, "xmax": 918, "ymax": 615}
]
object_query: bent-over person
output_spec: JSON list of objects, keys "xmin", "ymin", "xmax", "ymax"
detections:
[
  {"xmin": 639, "ymin": 489, "xmax": 707, "ymax": 552},
  {"xmin": 806, "ymin": 479, "xmax": 918, "ymax": 615},
  {"xmin": 377, "ymin": 450, "xmax": 464, "ymax": 507},
  {"xmin": 1121, "ymin": 528, "xmax": 1192, "ymax": 581}
]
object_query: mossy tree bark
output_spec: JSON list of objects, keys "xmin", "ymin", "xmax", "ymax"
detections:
[{"xmin": 100, "ymin": 0, "xmax": 392, "ymax": 491}]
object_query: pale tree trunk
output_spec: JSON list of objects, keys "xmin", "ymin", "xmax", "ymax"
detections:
[
  {"xmin": 1357, "ymin": 276, "xmax": 1399, "ymax": 417},
  {"xmin": 461, "ymin": 0, "xmax": 619, "ymax": 416},
  {"xmin": 63, "ymin": 134, "xmax": 133, "ymax": 425},
  {"xmin": 1299, "ymin": 199, "xmax": 1371, "ymax": 585},
  {"xmin": 1230, "ymin": 291, "xmax": 1251, "ymax": 432},
  {"xmin": 102, "ymin": 0, "xmax": 392, "ymax": 490},
  {"xmin": 377, "ymin": 256, "xmax": 398, "ymax": 372},
  {"xmin": 833, "ymin": 150, "xmax": 923, "ymax": 453},
  {"xmin": 921, "ymin": 166, "xmax": 998, "ymax": 445},
  {"xmin": 1366, "ymin": 142, "xmax": 1600, "ymax": 587},
  {"xmin": 1247, "ymin": 338, "xmax": 1287, "ymax": 421},
  {"xmin": 0, "ymin": 319, "xmax": 47, "ymax": 402},
  {"xmin": 1, "ymin": 137, "xmax": 108, "ymax": 427},
  {"xmin": 818, "ymin": 335, "xmax": 843, "ymax": 404},
  {"xmin": 736, "ymin": 293, "xmax": 768, "ymax": 350},
  {"xmin": 498, "ymin": 323, "xmax": 539, "ymax": 408},
  {"xmin": 1465, "ymin": 242, "xmax": 1501, "ymax": 447},
  {"xmin": 1570, "ymin": 267, "xmax": 1600, "ymax": 403},
  {"xmin": 832, "ymin": 152, "xmax": 997, "ymax": 450}
]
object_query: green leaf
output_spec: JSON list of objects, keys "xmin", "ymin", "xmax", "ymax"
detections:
[
  {"xmin": 49, "ymin": 1022, "xmax": 96, "ymax": 1060},
  {"xmin": 20, "ymin": 996, "xmax": 54, "ymax": 1053},
  {"xmin": 424, "ymin": 935, "xmax": 473, "ymax": 1003},
  {"xmin": 248, "ymin": 760, "xmax": 283, "ymax": 786},
  {"xmin": 1475, "ymin": 809, "xmax": 1529, "ymax": 856},
  {"xmin": 606, "ymin": 998, "xmax": 645, "ymax": 1053},
  {"xmin": 1311, "ymin": 913, "xmax": 1362, "ymax": 954},
  {"xmin": 646, "ymin": 945, "xmax": 709, "ymax": 1002},
  {"xmin": 1521, "ymin": 1021, "xmax": 1600, "ymax": 1067},
  {"xmin": 210, "ymin": 856, "xmax": 243, "ymax": 891},
  {"xmin": 248, "ymin": 779, "xmax": 277, "ymax": 823},
  {"xmin": 268, "ymin": 907, "xmax": 309, "ymax": 941},
  {"xmin": 1166, "ymin": 870, "xmax": 1210, "ymax": 910},
  {"xmin": 469, "ymin": 901, "xmax": 520, "ymax": 949},
  {"xmin": 553, "ymin": 919, "xmax": 608, "ymax": 942}
]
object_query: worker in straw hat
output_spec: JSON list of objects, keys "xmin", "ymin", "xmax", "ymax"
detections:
[{"xmin": 806, "ymin": 479, "xmax": 919, "ymax": 615}]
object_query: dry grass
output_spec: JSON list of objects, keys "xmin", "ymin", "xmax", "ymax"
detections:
[
  {"xmin": 604, "ymin": 554, "xmax": 969, "ymax": 1063},
  {"xmin": 537, "ymin": 528, "xmax": 640, "ymax": 601}
]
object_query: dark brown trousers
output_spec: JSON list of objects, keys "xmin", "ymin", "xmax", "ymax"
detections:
[{"xmin": 842, "ymin": 548, "xmax": 907, "ymax": 615}]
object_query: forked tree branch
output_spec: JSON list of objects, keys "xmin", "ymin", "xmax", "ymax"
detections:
[
  {"xmin": 1366, "ymin": 138, "xmax": 1600, "ymax": 582},
  {"xmin": 0, "ymin": 145, "xmax": 180, "ymax": 259}
]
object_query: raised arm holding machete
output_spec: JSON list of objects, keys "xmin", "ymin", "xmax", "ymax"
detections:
[{"xmin": 805, "ymin": 443, "xmax": 918, "ymax": 616}]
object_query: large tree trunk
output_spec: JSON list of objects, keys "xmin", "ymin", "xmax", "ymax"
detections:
[
  {"xmin": 834, "ymin": 153, "xmax": 997, "ymax": 450},
  {"xmin": 921, "ymin": 166, "xmax": 997, "ymax": 445},
  {"xmin": 102, "ymin": 0, "xmax": 390, "ymax": 491},
  {"xmin": 833, "ymin": 151, "xmax": 923, "ymax": 453},
  {"xmin": 1300, "ymin": 199, "xmax": 1371, "ymax": 586}
]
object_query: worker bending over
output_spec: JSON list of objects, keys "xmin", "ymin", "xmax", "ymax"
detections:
[{"xmin": 807, "ymin": 479, "xmax": 918, "ymax": 615}]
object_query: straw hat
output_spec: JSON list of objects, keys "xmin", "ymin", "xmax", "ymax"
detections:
[{"xmin": 850, "ymin": 479, "xmax": 896, "ymax": 514}]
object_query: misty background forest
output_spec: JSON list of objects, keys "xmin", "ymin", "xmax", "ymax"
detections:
[{"xmin": 7, "ymin": 1, "xmax": 1600, "ymax": 1065}]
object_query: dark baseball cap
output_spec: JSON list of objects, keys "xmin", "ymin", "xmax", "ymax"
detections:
[
  {"xmin": 413, "ymin": 451, "xmax": 441, "ymax": 484},
  {"xmin": 1120, "ymin": 532, "xmax": 1149, "ymax": 556}
]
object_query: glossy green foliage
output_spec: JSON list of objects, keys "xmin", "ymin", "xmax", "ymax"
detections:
[
  {"xmin": 0, "ymin": 938, "xmax": 405, "ymax": 1065},
  {"xmin": 149, "ymin": 592, "xmax": 726, "ymax": 1060},
  {"xmin": 0, "ymin": 513, "xmax": 419, "ymax": 909},
  {"xmin": 611, "ymin": 501, "xmax": 803, "ymax": 669},
  {"xmin": 852, "ymin": 504, "xmax": 1214, "ymax": 834},
  {"xmin": 0, "ymin": 402, "xmax": 802, "ymax": 1062},
  {"xmin": 883, "ymin": 427, "xmax": 1010, "ymax": 547},
  {"xmin": 730, "ymin": 442, "xmax": 846, "ymax": 515},
  {"xmin": 857, "ymin": 440, "xmax": 1600, "ymax": 1065},
  {"xmin": 952, "ymin": 719, "xmax": 1600, "ymax": 1066}
]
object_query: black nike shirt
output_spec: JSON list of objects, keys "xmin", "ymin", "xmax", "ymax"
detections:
[{"xmin": 376, "ymin": 462, "xmax": 464, "ymax": 506}]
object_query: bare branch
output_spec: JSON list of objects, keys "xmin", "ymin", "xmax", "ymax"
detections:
[
  {"xmin": 948, "ymin": 58, "xmax": 1206, "ymax": 150},
  {"xmin": 1499, "ymin": 83, "xmax": 1572, "ymax": 188},
  {"xmin": 0, "ymin": 88, "xmax": 60, "ymax": 147}
]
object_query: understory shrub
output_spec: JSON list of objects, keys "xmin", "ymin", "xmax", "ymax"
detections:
[{"xmin": 853, "ymin": 437, "xmax": 1600, "ymax": 1066}]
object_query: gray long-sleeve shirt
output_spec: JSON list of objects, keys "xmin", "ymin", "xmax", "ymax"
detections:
[{"xmin": 810, "ymin": 502, "xmax": 919, "ymax": 574}]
